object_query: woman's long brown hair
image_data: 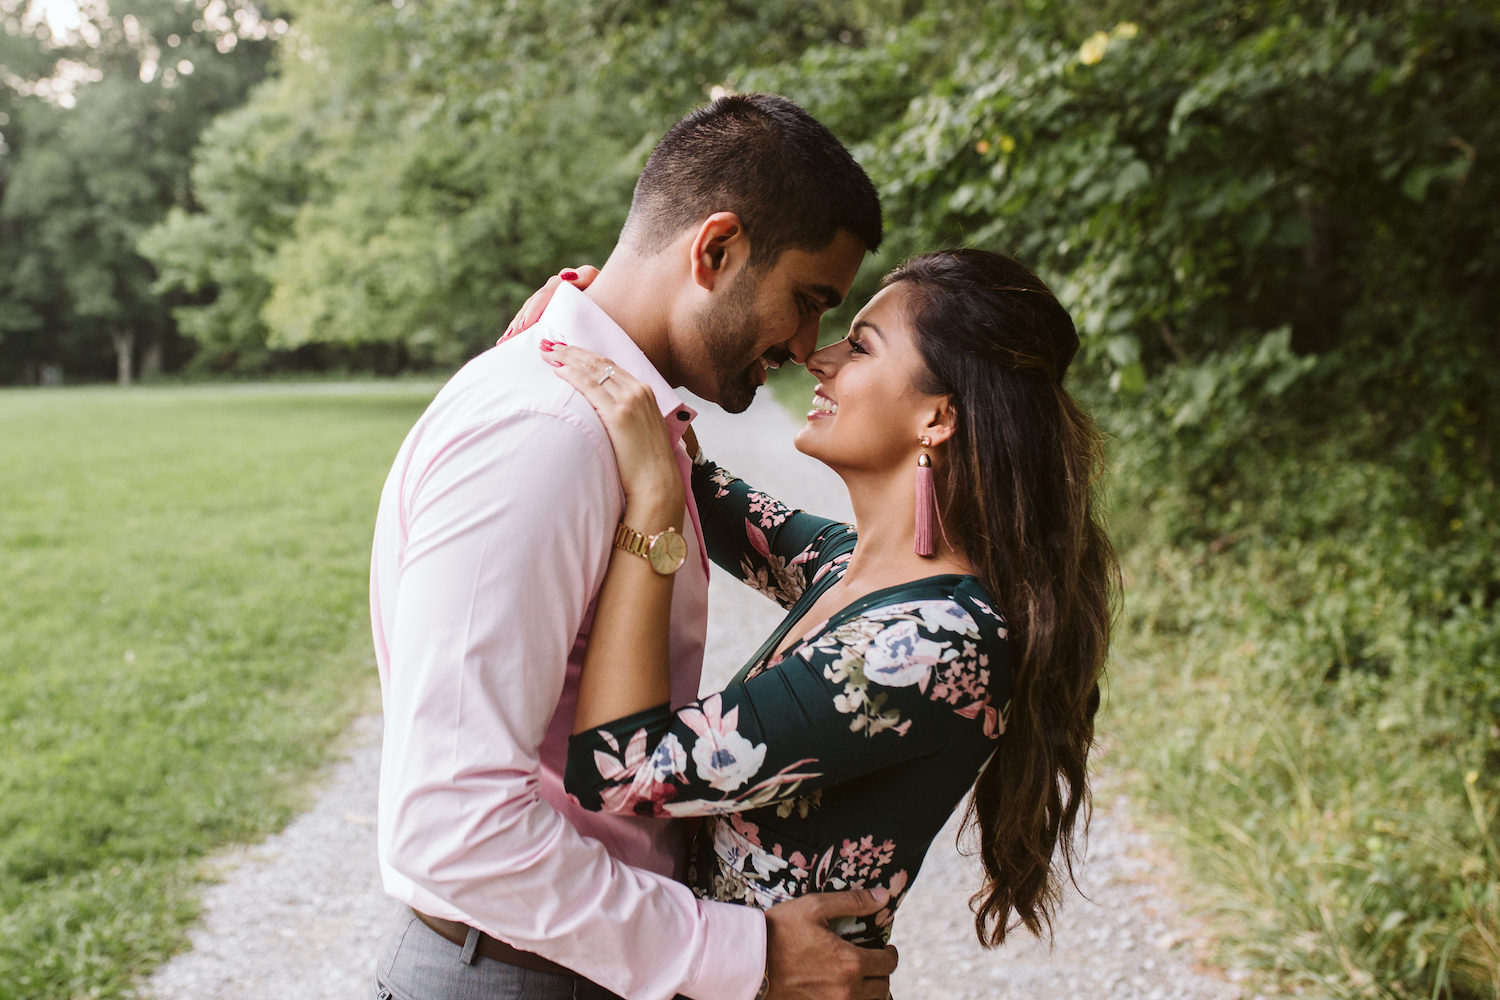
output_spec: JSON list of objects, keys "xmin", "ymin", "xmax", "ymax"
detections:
[{"xmin": 884, "ymin": 248, "xmax": 1119, "ymax": 946}]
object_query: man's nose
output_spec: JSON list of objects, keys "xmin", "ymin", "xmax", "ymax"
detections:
[{"xmin": 786, "ymin": 313, "xmax": 823, "ymax": 365}]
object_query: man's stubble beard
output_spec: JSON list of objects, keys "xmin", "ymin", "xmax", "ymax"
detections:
[{"xmin": 694, "ymin": 268, "xmax": 768, "ymax": 415}]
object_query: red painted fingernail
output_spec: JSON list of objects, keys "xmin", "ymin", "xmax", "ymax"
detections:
[
  {"xmin": 547, "ymin": 359, "xmax": 563, "ymax": 367},
  {"xmin": 540, "ymin": 343, "xmax": 554, "ymax": 352},
  {"xmin": 560, "ymin": 270, "xmax": 578, "ymax": 282}
]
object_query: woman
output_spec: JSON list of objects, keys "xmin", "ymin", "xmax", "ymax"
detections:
[{"xmin": 538, "ymin": 248, "xmax": 1116, "ymax": 952}]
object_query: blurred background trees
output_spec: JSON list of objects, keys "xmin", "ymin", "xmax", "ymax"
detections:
[
  {"xmin": 2, "ymin": 0, "xmax": 1497, "ymax": 996},
  {"xmin": 140, "ymin": 0, "xmax": 924, "ymax": 372},
  {"xmin": 0, "ymin": 0, "xmax": 284, "ymax": 383}
]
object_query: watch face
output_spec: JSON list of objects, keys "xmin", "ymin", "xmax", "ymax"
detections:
[{"xmin": 648, "ymin": 530, "xmax": 688, "ymax": 575}]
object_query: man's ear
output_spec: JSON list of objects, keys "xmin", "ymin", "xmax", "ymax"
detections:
[
  {"xmin": 923, "ymin": 397, "xmax": 960, "ymax": 448},
  {"xmin": 688, "ymin": 212, "xmax": 749, "ymax": 292}
]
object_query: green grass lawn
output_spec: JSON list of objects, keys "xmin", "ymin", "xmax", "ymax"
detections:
[{"xmin": 0, "ymin": 384, "xmax": 435, "ymax": 1000}]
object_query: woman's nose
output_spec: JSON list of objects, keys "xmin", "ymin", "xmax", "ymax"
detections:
[{"xmin": 805, "ymin": 342, "xmax": 842, "ymax": 381}]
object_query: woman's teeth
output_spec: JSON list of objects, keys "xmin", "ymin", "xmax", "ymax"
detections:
[{"xmin": 810, "ymin": 395, "xmax": 838, "ymax": 414}]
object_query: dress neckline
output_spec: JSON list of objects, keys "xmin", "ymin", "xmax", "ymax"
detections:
[{"xmin": 733, "ymin": 566, "xmax": 982, "ymax": 684}]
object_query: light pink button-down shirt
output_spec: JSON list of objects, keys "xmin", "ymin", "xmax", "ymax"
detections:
[{"xmin": 370, "ymin": 283, "xmax": 765, "ymax": 1000}]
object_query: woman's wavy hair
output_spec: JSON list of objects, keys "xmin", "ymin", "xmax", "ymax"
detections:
[{"xmin": 882, "ymin": 248, "xmax": 1119, "ymax": 946}]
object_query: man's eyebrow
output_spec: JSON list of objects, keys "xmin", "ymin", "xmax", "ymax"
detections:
[
  {"xmin": 852, "ymin": 319, "xmax": 885, "ymax": 340},
  {"xmin": 806, "ymin": 284, "xmax": 843, "ymax": 310}
]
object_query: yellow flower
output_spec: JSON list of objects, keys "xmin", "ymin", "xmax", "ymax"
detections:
[
  {"xmin": 1114, "ymin": 21, "xmax": 1140, "ymax": 39},
  {"xmin": 999, "ymin": 134, "xmax": 1016, "ymax": 153},
  {"xmin": 1078, "ymin": 31, "xmax": 1109, "ymax": 65}
]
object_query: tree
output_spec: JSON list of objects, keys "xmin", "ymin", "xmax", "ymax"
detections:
[
  {"xmin": 0, "ymin": 0, "xmax": 284, "ymax": 384},
  {"xmin": 142, "ymin": 0, "xmax": 925, "ymax": 367}
]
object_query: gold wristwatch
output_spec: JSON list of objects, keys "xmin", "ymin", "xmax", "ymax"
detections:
[{"xmin": 613, "ymin": 521, "xmax": 687, "ymax": 576}]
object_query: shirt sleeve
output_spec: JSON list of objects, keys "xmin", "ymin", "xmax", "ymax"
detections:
[
  {"xmin": 563, "ymin": 595, "xmax": 1009, "ymax": 818},
  {"xmin": 690, "ymin": 455, "xmax": 853, "ymax": 610},
  {"xmin": 377, "ymin": 411, "xmax": 764, "ymax": 1000}
]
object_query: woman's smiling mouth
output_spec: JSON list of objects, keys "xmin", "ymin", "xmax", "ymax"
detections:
[{"xmin": 808, "ymin": 388, "xmax": 838, "ymax": 419}]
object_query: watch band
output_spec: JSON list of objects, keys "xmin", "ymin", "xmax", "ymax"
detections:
[
  {"xmin": 754, "ymin": 974, "xmax": 771, "ymax": 1000},
  {"xmin": 613, "ymin": 521, "xmax": 653, "ymax": 559}
]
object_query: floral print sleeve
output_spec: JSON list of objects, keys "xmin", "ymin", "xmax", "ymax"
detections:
[
  {"xmin": 566, "ymin": 587, "xmax": 1009, "ymax": 816},
  {"xmin": 564, "ymin": 574, "xmax": 1012, "ymax": 944},
  {"xmin": 690, "ymin": 455, "xmax": 855, "ymax": 609}
]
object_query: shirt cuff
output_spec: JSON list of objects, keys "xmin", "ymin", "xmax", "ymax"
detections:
[{"xmin": 680, "ymin": 899, "xmax": 766, "ymax": 1000}]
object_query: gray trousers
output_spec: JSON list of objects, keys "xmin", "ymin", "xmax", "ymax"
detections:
[{"xmin": 374, "ymin": 907, "xmax": 626, "ymax": 1000}]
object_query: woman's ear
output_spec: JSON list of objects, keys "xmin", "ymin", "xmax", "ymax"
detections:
[
  {"xmin": 689, "ymin": 212, "xmax": 748, "ymax": 292},
  {"xmin": 922, "ymin": 398, "xmax": 959, "ymax": 448}
]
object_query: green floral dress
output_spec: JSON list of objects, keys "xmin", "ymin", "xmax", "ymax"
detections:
[{"xmin": 564, "ymin": 457, "xmax": 1012, "ymax": 947}]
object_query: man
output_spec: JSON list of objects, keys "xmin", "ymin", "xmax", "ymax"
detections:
[{"xmin": 370, "ymin": 94, "xmax": 895, "ymax": 1000}]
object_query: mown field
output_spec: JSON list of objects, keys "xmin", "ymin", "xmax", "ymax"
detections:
[{"xmin": 0, "ymin": 385, "xmax": 433, "ymax": 999}]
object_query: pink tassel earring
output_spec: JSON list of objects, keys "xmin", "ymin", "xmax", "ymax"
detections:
[{"xmin": 915, "ymin": 436, "xmax": 938, "ymax": 558}]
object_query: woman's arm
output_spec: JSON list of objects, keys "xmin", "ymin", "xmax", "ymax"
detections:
[
  {"xmin": 574, "ymin": 492, "xmax": 681, "ymax": 733},
  {"xmin": 543, "ymin": 341, "xmax": 684, "ymax": 733},
  {"xmin": 565, "ymin": 591, "xmax": 1012, "ymax": 816},
  {"xmin": 691, "ymin": 456, "xmax": 854, "ymax": 610}
]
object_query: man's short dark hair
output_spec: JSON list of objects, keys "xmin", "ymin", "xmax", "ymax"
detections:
[{"xmin": 621, "ymin": 93, "xmax": 883, "ymax": 264}]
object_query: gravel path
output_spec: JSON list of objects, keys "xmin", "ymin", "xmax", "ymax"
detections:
[{"xmin": 145, "ymin": 389, "xmax": 1242, "ymax": 1000}]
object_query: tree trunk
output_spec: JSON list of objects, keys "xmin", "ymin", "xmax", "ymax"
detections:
[
  {"xmin": 112, "ymin": 330, "xmax": 135, "ymax": 387},
  {"xmin": 141, "ymin": 339, "xmax": 163, "ymax": 380}
]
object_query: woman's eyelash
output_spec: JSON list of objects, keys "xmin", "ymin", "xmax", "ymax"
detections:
[{"xmin": 849, "ymin": 337, "xmax": 868, "ymax": 355}]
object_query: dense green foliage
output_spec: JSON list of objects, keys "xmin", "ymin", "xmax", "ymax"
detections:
[
  {"xmin": 0, "ymin": 386, "xmax": 432, "ymax": 998},
  {"xmin": 141, "ymin": 0, "xmax": 930, "ymax": 368},
  {"xmin": 0, "ymin": 0, "xmax": 282, "ymax": 384}
]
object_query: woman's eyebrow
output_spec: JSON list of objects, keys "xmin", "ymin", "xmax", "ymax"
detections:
[{"xmin": 852, "ymin": 320, "xmax": 885, "ymax": 341}]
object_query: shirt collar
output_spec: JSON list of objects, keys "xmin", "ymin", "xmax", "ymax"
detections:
[{"xmin": 536, "ymin": 282, "xmax": 697, "ymax": 446}]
